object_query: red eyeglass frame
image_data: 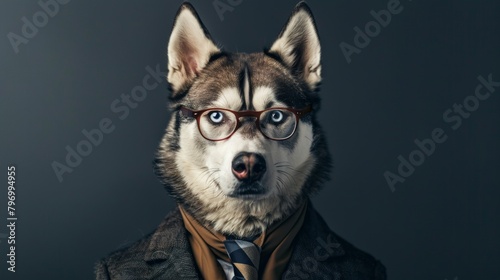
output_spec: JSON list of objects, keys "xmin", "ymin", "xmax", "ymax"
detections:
[{"xmin": 180, "ymin": 105, "xmax": 312, "ymax": 141}]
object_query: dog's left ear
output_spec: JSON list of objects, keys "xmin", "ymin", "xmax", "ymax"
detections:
[{"xmin": 269, "ymin": 2, "xmax": 321, "ymax": 91}]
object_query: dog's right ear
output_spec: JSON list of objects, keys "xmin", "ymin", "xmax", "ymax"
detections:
[
  {"xmin": 269, "ymin": 2, "xmax": 321, "ymax": 91},
  {"xmin": 167, "ymin": 3, "xmax": 221, "ymax": 94}
]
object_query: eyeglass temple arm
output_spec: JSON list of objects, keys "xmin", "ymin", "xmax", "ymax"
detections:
[
  {"xmin": 180, "ymin": 107, "xmax": 197, "ymax": 118},
  {"xmin": 294, "ymin": 105, "xmax": 313, "ymax": 117}
]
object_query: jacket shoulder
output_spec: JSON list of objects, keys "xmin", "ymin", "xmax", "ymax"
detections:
[
  {"xmin": 286, "ymin": 204, "xmax": 386, "ymax": 280},
  {"xmin": 95, "ymin": 232, "xmax": 154, "ymax": 279},
  {"xmin": 329, "ymin": 231, "xmax": 387, "ymax": 279},
  {"xmin": 94, "ymin": 209, "xmax": 197, "ymax": 280}
]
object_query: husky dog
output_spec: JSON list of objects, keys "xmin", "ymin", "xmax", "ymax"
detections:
[{"xmin": 96, "ymin": 2, "xmax": 386, "ymax": 279}]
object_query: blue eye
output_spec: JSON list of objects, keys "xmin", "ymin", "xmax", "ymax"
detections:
[
  {"xmin": 270, "ymin": 110, "xmax": 284, "ymax": 123},
  {"xmin": 209, "ymin": 111, "xmax": 224, "ymax": 124}
]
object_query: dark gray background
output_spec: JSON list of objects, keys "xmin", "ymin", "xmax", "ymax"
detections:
[{"xmin": 1, "ymin": 0, "xmax": 499, "ymax": 279}]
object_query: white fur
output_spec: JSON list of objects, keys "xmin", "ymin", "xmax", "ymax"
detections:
[
  {"xmin": 175, "ymin": 85, "xmax": 316, "ymax": 236},
  {"xmin": 252, "ymin": 86, "xmax": 285, "ymax": 110},
  {"xmin": 210, "ymin": 87, "xmax": 242, "ymax": 110},
  {"xmin": 243, "ymin": 68, "xmax": 250, "ymax": 108}
]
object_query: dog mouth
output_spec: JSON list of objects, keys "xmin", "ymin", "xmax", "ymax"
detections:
[{"xmin": 229, "ymin": 182, "xmax": 267, "ymax": 199}]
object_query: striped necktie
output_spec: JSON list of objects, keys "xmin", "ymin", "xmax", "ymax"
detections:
[{"xmin": 223, "ymin": 237, "xmax": 261, "ymax": 280}]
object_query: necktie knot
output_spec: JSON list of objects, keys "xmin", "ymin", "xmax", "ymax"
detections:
[{"xmin": 223, "ymin": 239, "xmax": 261, "ymax": 280}]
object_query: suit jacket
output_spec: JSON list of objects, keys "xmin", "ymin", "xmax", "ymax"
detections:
[{"xmin": 95, "ymin": 204, "xmax": 386, "ymax": 279}]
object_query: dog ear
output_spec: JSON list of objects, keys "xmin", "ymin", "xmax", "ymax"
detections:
[
  {"xmin": 167, "ymin": 3, "xmax": 221, "ymax": 94},
  {"xmin": 269, "ymin": 2, "xmax": 321, "ymax": 91}
]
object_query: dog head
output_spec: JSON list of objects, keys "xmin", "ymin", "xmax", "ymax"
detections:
[{"xmin": 155, "ymin": 2, "xmax": 331, "ymax": 238}]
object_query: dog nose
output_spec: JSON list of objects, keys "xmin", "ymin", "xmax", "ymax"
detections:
[{"xmin": 231, "ymin": 152, "xmax": 266, "ymax": 182}]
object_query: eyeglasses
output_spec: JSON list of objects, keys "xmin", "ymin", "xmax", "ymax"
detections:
[{"xmin": 180, "ymin": 105, "xmax": 312, "ymax": 141}]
